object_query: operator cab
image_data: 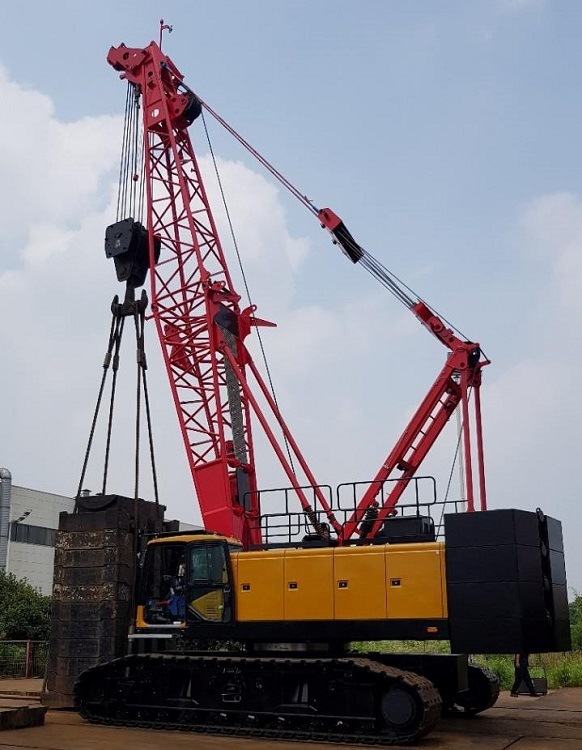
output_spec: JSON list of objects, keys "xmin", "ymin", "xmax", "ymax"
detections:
[{"xmin": 138, "ymin": 534, "xmax": 240, "ymax": 629}]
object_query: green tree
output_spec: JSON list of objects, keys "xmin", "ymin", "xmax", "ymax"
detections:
[
  {"xmin": 0, "ymin": 571, "xmax": 50, "ymax": 640},
  {"xmin": 569, "ymin": 594, "xmax": 582, "ymax": 651}
]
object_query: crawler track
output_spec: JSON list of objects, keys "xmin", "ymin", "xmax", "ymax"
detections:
[{"xmin": 75, "ymin": 653, "xmax": 442, "ymax": 745}]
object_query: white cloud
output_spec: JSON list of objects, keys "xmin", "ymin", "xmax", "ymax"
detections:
[
  {"xmin": 198, "ymin": 156, "xmax": 310, "ymax": 317},
  {"xmin": 0, "ymin": 67, "xmax": 119, "ymax": 252},
  {"xmin": 519, "ymin": 192, "xmax": 582, "ymax": 315},
  {"xmin": 2, "ymin": 67, "xmax": 581, "ymax": 594},
  {"xmin": 0, "ymin": 68, "xmax": 328, "ymax": 526},
  {"xmin": 0, "ymin": 61, "xmax": 424, "ymax": 533},
  {"xmin": 477, "ymin": 192, "xmax": 582, "ymax": 590}
]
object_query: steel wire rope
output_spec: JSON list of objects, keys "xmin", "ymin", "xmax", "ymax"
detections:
[
  {"xmin": 118, "ymin": 84, "xmax": 135, "ymax": 221},
  {"xmin": 101, "ymin": 315, "xmax": 126, "ymax": 495},
  {"xmin": 130, "ymin": 86, "xmax": 142, "ymax": 220},
  {"xmin": 78, "ymin": 86, "xmax": 153, "ymax": 506},
  {"xmin": 134, "ymin": 299, "xmax": 160, "ymax": 508},
  {"xmin": 130, "ymin": 299, "xmax": 162, "ymax": 632},
  {"xmin": 137, "ymin": 125, "xmax": 146, "ymax": 225},
  {"xmin": 196, "ymin": 96, "xmax": 489, "ymax": 356},
  {"xmin": 116, "ymin": 84, "xmax": 132, "ymax": 221},
  {"xmin": 333, "ymin": 230, "xmax": 478, "ymax": 345},
  {"xmin": 75, "ymin": 313, "xmax": 121, "ymax": 508},
  {"xmin": 130, "ymin": 303, "xmax": 144, "ymax": 633},
  {"xmin": 436, "ymin": 385, "xmax": 474, "ymax": 536},
  {"xmin": 200, "ymin": 110, "xmax": 297, "ymax": 478},
  {"xmin": 132, "ymin": 306, "xmax": 143, "ymax": 574},
  {"xmin": 76, "ymin": 85, "xmax": 135, "ymax": 507},
  {"xmin": 181, "ymin": 87, "xmax": 317, "ymax": 215},
  {"xmin": 197, "ymin": 101, "xmax": 487, "ymax": 527}
]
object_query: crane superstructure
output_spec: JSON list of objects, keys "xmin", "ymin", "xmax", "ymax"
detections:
[
  {"xmin": 74, "ymin": 34, "xmax": 570, "ymax": 746},
  {"xmin": 106, "ymin": 39, "xmax": 488, "ymax": 550}
]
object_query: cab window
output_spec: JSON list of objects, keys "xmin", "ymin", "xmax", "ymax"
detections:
[
  {"xmin": 186, "ymin": 543, "xmax": 232, "ymax": 624},
  {"xmin": 142, "ymin": 543, "xmax": 187, "ymax": 624}
]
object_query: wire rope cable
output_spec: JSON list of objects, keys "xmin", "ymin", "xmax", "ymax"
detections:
[
  {"xmin": 101, "ymin": 316, "xmax": 126, "ymax": 495},
  {"xmin": 200, "ymin": 110, "xmax": 297, "ymax": 475},
  {"xmin": 195, "ymin": 94, "xmax": 483, "ymax": 351},
  {"xmin": 75, "ymin": 313, "xmax": 121, "ymax": 507},
  {"xmin": 436, "ymin": 385, "xmax": 474, "ymax": 536}
]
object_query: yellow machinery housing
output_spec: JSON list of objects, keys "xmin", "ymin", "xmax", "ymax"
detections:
[{"xmin": 136, "ymin": 533, "xmax": 448, "ymax": 643}]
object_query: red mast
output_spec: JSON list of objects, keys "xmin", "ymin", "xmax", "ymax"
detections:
[
  {"xmin": 108, "ymin": 42, "xmax": 259, "ymax": 545},
  {"xmin": 107, "ymin": 41, "xmax": 341, "ymax": 547}
]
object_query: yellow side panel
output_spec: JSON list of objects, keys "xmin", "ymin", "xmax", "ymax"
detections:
[
  {"xmin": 284, "ymin": 548, "xmax": 334, "ymax": 620},
  {"xmin": 233, "ymin": 551, "xmax": 285, "ymax": 621},
  {"xmin": 386, "ymin": 543, "xmax": 446, "ymax": 619},
  {"xmin": 189, "ymin": 590, "xmax": 225, "ymax": 622},
  {"xmin": 334, "ymin": 546, "xmax": 387, "ymax": 620}
]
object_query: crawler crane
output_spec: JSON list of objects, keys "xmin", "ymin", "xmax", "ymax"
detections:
[{"xmin": 75, "ymin": 37, "xmax": 570, "ymax": 744}]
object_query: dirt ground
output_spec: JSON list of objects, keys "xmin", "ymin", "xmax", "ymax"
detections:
[{"xmin": 0, "ymin": 686, "xmax": 581, "ymax": 749}]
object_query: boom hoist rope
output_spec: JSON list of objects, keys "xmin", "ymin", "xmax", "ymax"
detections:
[
  {"xmin": 193, "ymin": 93, "xmax": 489, "ymax": 525},
  {"xmin": 195, "ymin": 90, "xmax": 477, "ymax": 349}
]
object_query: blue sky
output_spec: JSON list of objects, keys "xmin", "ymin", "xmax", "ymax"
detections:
[{"xmin": 1, "ymin": 1, "xmax": 581, "ymax": 590}]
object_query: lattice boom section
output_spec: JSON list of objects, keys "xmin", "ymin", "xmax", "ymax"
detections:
[{"xmin": 145, "ymin": 121, "xmax": 253, "ymax": 470}]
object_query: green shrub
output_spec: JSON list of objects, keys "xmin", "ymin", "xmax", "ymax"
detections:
[
  {"xmin": 570, "ymin": 622, "xmax": 582, "ymax": 651},
  {"xmin": 478, "ymin": 654, "xmax": 514, "ymax": 690},
  {"xmin": 0, "ymin": 571, "xmax": 50, "ymax": 640},
  {"xmin": 541, "ymin": 652, "xmax": 582, "ymax": 688}
]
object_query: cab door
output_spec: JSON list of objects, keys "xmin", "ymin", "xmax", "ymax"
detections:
[{"xmin": 186, "ymin": 542, "xmax": 233, "ymax": 623}]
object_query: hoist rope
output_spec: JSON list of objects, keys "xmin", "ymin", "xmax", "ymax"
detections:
[
  {"xmin": 75, "ymin": 314, "xmax": 119, "ymax": 507},
  {"xmin": 130, "ymin": 88, "xmax": 141, "ymax": 222},
  {"xmin": 116, "ymin": 84, "xmax": 132, "ymax": 222},
  {"xmin": 117, "ymin": 83, "xmax": 143, "ymax": 223},
  {"xmin": 196, "ymin": 97, "xmax": 492, "ymax": 525},
  {"xmin": 74, "ymin": 296, "xmax": 160, "ymax": 509},
  {"xmin": 200, "ymin": 110, "xmax": 297, "ymax": 475},
  {"xmin": 101, "ymin": 315, "xmax": 126, "ymax": 495},
  {"xmin": 134, "ymin": 300, "xmax": 160, "ymax": 507}
]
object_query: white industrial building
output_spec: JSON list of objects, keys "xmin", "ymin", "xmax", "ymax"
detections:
[
  {"xmin": 0, "ymin": 469, "xmax": 74, "ymax": 595},
  {"xmin": 0, "ymin": 469, "xmax": 200, "ymax": 595}
]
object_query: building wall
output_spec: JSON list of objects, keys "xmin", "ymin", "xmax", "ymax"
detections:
[
  {"xmin": 6, "ymin": 485, "xmax": 74, "ymax": 595},
  {"xmin": 2, "ymin": 484, "xmax": 200, "ymax": 595}
]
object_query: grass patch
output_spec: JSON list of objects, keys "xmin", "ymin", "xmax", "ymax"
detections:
[
  {"xmin": 352, "ymin": 642, "xmax": 582, "ymax": 689},
  {"xmin": 478, "ymin": 652, "xmax": 582, "ymax": 690},
  {"xmin": 352, "ymin": 640, "xmax": 451, "ymax": 654}
]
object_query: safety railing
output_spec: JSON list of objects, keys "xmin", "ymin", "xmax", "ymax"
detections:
[
  {"xmin": 0, "ymin": 640, "xmax": 48, "ymax": 678},
  {"xmin": 246, "ymin": 476, "xmax": 465, "ymax": 547}
]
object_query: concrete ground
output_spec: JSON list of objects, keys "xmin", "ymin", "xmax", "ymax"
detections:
[
  {"xmin": 0, "ymin": 681, "xmax": 581, "ymax": 748},
  {"xmin": 0, "ymin": 681, "xmax": 44, "ymax": 699}
]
